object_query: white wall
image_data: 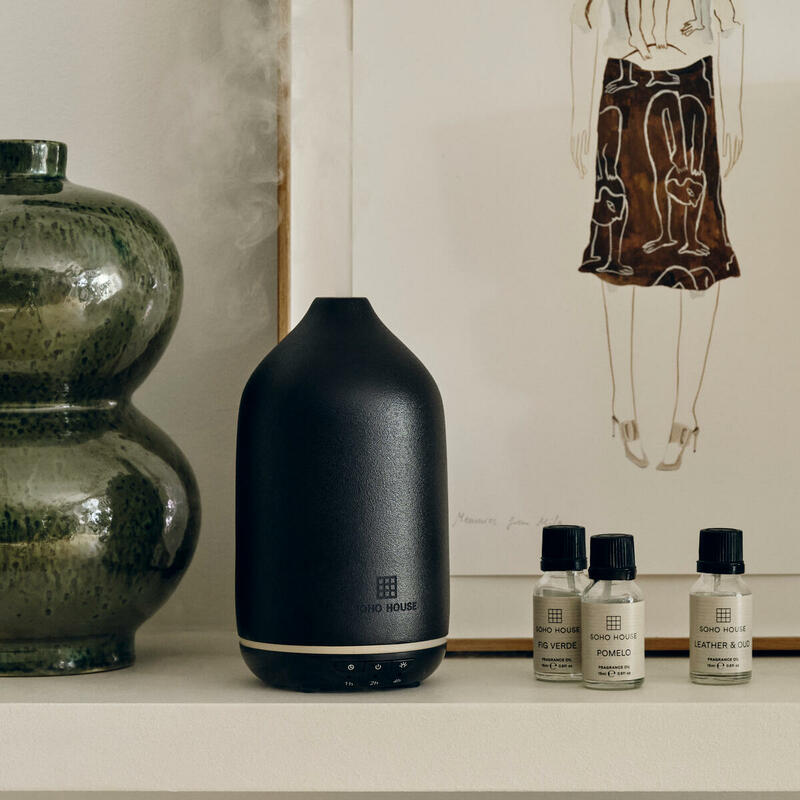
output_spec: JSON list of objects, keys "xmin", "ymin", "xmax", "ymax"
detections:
[
  {"xmin": 5, "ymin": 1, "xmax": 793, "ymax": 643},
  {"xmin": 0, "ymin": 0, "xmax": 279, "ymax": 632}
]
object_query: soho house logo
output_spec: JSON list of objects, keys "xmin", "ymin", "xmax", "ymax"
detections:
[{"xmin": 376, "ymin": 575, "xmax": 398, "ymax": 599}]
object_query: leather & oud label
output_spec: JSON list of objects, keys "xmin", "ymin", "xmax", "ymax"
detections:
[{"xmin": 690, "ymin": 595, "xmax": 752, "ymax": 675}]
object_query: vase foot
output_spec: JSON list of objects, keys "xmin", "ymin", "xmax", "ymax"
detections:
[{"xmin": 0, "ymin": 633, "xmax": 135, "ymax": 676}]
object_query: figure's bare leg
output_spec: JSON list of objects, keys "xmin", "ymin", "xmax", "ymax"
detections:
[
  {"xmin": 598, "ymin": 211, "xmax": 633, "ymax": 275},
  {"xmin": 682, "ymin": 0, "xmax": 706, "ymax": 37},
  {"xmin": 643, "ymin": 180, "xmax": 677, "ymax": 252},
  {"xmin": 652, "ymin": 0, "xmax": 669, "ymax": 48},
  {"xmin": 597, "ymin": 223, "xmax": 613, "ymax": 270},
  {"xmin": 678, "ymin": 188, "xmax": 710, "ymax": 255},
  {"xmin": 584, "ymin": 223, "xmax": 610, "ymax": 266},
  {"xmin": 679, "ymin": 105, "xmax": 710, "ymax": 255},
  {"xmin": 605, "ymin": 59, "xmax": 638, "ymax": 93},
  {"xmin": 614, "ymin": 205, "xmax": 633, "ymax": 274},
  {"xmin": 660, "ymin": 284, "xmax": 720, "ymax": 465},
  {"xmin": 583, "ymin": 223, "xmax": 602, "ymax": 264},
  {"xmin": 602, "ymin": 282, "xmax": 646, "ymax": 463},
  {"xmin": 626, "ymin": 0, "xmax": 651, "ymax": 58},
  {"xmin": 646, "ymin": 70, "xmax": 680, "ymax": 87}
]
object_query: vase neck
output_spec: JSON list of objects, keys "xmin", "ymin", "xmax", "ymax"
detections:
[{"xmin": 0, "ymin": 140, "xmax": 67, "ymax": 179}]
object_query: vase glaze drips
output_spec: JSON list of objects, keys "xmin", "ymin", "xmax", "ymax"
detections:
[{"xmin": 0, "ymin": 141, "xmax": 200, "ymax": 674}]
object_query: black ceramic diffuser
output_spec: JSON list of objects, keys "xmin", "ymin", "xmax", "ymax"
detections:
[{"xmin": 236, "ymin": 298, "xmax": 449, "ymax": 691}]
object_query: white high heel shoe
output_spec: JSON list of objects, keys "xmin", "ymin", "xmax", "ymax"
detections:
[
  {"xmin": 656, "ymin": 422, "xmax": 700, "ymax": 471},
  {"xmin": 612, "ymin": 415, "xmax": 649, "ymax": 469}
]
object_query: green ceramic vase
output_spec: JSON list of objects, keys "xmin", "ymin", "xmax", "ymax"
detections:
[{"xmin": 0, "ymin": 141, "xmax": 200, "ymax": 675}]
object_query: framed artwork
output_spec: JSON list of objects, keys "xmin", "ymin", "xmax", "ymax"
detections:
[{"xmin": 281, "ymin": 0, "xmax": 800, "ymax": 648}]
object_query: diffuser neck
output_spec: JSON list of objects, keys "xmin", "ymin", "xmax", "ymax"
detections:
[{"xmin": 303, "ymin": 297, "xmax": 380, "ymax": 329}]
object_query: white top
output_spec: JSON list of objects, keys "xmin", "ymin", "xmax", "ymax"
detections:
[{"xmin": 573, "ymin": 0, "xmax": 741, "ymax": 69}]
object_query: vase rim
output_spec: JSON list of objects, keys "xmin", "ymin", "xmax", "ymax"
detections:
[{"xmin": 0, "ymin": 140, "xmax": 67, "ymax": 179}]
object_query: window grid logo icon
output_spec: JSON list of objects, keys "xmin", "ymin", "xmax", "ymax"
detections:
[
  {"xmin": 606, "ymin": 615, "xmax": 622, "ymax": 631},
  {"xmin": 547, "ymin": 608, "xmax": 563, "ymax": 624},
  {"xmin": 716, "ymin": 607, "xmax": 732, "ymax": 623},
  {"xmin": 376, "ymin": 575, "xmax": 398, "ymax": 599}
]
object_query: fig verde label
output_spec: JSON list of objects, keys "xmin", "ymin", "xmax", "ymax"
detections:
[{"xmin": 533, "ymin": 596, "xmax": 581, "ymax": 675}]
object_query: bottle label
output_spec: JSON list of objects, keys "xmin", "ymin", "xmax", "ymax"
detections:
[
  {"xmin": 533, "ymin": 596, "xmax": 582, "ymax": 675},
  {"xmin": 581, "ymin": 601, "xmax": 645, "ymax": 682},
  {"xmin": 690, "ymin": 594, "xmax": 753, "ymax": 675}
]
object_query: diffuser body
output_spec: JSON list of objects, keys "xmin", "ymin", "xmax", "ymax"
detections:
[{"xmin": 236, "ymin": 298, "xmax": 449, "ymax": 691}]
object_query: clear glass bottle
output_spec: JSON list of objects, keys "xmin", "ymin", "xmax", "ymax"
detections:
[
  {"xmin": 533, "ymin": 525, "xmax": 589, "ymax": 682},
  {"xmin": 582, "ymin": 534, "xmax": 645, "ymax": 690},
  {"xmin": 690, "ymin": 528, "xmax": 752, "ymax": 685}
]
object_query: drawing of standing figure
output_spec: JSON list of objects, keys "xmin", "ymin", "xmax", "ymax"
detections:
[
  {"xmin": 570, "ymin": 0, "xmax": 743, "ymax": 471},
  {"xmin": 583, "ymin": 105, "xmax": 632, "ymax": 275}
]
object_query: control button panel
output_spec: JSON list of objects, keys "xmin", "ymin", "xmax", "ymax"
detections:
[{"xmin": 335, "ymin": 658, "xmax": 418, "ymax": 688}]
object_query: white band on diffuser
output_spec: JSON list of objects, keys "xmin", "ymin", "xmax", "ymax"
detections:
[{"xmin": 238, "ymin": 636, "xmax": 448, "ymax": 655}]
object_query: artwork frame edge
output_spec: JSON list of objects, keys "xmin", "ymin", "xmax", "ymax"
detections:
[{"xmin": 277, "ymin": 0, "xmax": 799, "ymax": 651}]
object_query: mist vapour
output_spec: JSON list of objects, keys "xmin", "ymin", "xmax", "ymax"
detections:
[{"xmin": 159, "ymin": 0, "xmax": 286, "ymax": 345}]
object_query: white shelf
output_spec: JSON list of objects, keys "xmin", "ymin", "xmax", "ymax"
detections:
[{"xmin": 0, "ymin": 630, "xmax": 798, "ymax": 793}]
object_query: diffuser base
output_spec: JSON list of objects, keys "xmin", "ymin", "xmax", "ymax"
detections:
[
  {"xmin": 0, "ymin": 633, "xmax": 135, "ymax": 676},
  {"xmin": 240, "ymin": 643, "xmax": 446, "ymax": 692}
]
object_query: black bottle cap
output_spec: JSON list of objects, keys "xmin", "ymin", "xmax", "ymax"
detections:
[
  {"xmin": 697, "ymin": 528, "xmax": 744, "ymax": 574},
  {"xmin": 588, "ymin": 533, "xmax": 637, "ymax": 580},
  {"xmin": 540, "ymin": 525, "xmax": 587, "ymax": 571}
]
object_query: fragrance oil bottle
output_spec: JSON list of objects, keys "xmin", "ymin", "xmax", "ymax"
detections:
[
  {"xmin": 582, "ymin": 534, "xmax": 645, "ymax": 690},
  {"xmin": 532, "ymin": 525, "xmax": 589, "ymax": 681},
  {"xmin": 689, "ymin": 528, "xmax": 752, "ymax": 685}
]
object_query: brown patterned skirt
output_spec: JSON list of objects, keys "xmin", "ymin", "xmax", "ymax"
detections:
[{"xmin": 579, "ymin": 57, "xmax": 739, "ymax": 290}]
